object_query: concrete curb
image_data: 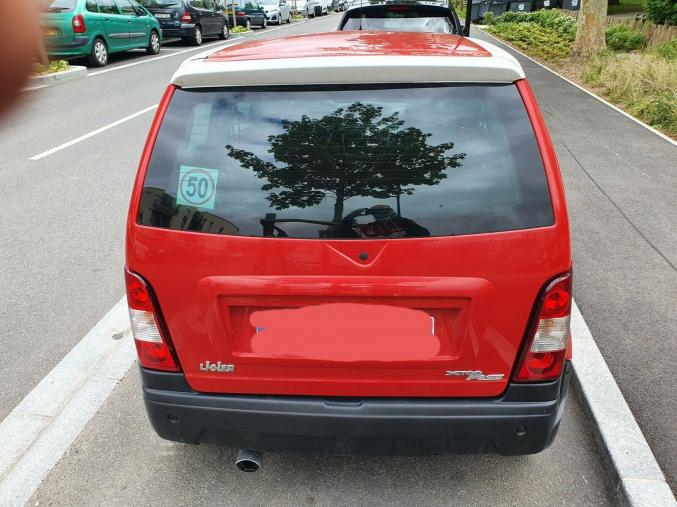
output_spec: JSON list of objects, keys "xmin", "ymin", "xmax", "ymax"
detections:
[
  {"xmin": 28, "ymin": 66, "xmax": 87, "ymax": 88},
  {"xmin": 0, "ymin": 297, "xmax": 135, "ymax": 507},
  {"xmin": 571, "ymin": 301, "xmax": 676, "ymax": 506}
]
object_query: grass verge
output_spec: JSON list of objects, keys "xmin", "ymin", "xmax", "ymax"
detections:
[
  {"xmin": 482, "ymin": 11, "xmax": 676, "ymax": 138},
  {"xmin": 582, "ymin": 50, "xmax": 676, "ymax": 136}
]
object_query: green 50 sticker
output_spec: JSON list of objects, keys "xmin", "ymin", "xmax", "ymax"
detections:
[{"xmin": 176, "ymin": 166, "xmax": 219, "ymax": 210}]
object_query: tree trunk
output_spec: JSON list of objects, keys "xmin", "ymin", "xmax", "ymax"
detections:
[
  {"xmin": 572, "ymin": 0, "xmax": 608, "ymax": 56},
  {"xmin": 333, "ymin": 187, "xmax": 345, "ymax": 224}
]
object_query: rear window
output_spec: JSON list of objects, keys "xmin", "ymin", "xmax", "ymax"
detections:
[
  {"xmin": 139, "ymin": 84, "xmax": 554, "ymax": 239},
  {"xmin": 138, "ymin": 0, "xmax": 182, "ymax": 7},
  {"xmin": 340, "ymin": 7, "xmax": 456, "ymax": 33},
  {"xmin": 46, "ymin": 0, "xmax": 76, "ymax": 12}
]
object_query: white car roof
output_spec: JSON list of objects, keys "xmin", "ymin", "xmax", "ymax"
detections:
[{"xmin": 170, "ymin": 32, "xmax": 525, "ymax": 88}]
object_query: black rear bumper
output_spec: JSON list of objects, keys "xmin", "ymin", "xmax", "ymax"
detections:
[{"xmin": 141, "ymin": 362, "xmax": 571, "ymax": 455}]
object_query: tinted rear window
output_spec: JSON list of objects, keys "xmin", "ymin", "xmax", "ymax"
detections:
[
  {"xmin": 139, "ymin": 84, "xmax": 553, "ymax": 239},
  {"xmin": 341, "ymin": 6, "xmax": 456, "ymax": 33},
  {"xmin": 46, "ymin": 0, "xmax": 76, "ymax": 11}
]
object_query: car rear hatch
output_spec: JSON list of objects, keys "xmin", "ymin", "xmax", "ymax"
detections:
[
  {"xmin": 42, "ymin": 1, "xmax": 78, "ymax": 46},
  {"xmin": 140, "ymin": 0, "xmax": 184, "ymax": 28},
  {"xmin": 128, "ymin": 81, "xmax": 569, "ymax": 398}
]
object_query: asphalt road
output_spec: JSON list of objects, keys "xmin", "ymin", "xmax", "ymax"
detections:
[{"xmin": 0, "ymin": 12, "xmax": 673, "ymax": 504}]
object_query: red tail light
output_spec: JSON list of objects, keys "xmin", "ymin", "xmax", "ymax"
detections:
[
  {"xmin": 180, "ymin": 12, "xmax": 192, "ymax": 22},
  {"xmin": 72, "ymin": 14, "xmax": 86, "ymax": 33},
  {"xmin": 125, "ymin": 269, "xmax": 181, "ymax": 372},
  {"xmin": 237, "ymin": 11, "xmax": 246, "ymax": 15},
  {"xmin": 513, "ymin": 273, "xmax": 571, "ymax": 382}
]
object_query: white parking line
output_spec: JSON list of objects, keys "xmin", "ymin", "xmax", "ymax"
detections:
[
  {"xmin": 0, "ymin": 297, "xmax": 135, "ymax": 507},
  {"xmin": 29, "ymin": 105, "xmax": 158, "ymax": 161},
  {"xmin": 87, "ymin": 20, "xmax": 308, "ymax": 78},
  {"xmin": 0, "ymin": 295, "xmax": 673, "ymax": 507},
  {"xmin": 87, "ymin": 40, "xmax": 240, "ymax": 77}
]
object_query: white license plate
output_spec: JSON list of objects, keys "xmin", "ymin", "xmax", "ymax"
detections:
[{"xmin": 155, "ymin": 13, "xmax": 171, "ymax": 18}]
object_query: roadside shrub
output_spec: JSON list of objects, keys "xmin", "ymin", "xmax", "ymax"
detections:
[
  {"xmin": 530, "ymin": 9, "xmax": 577, "ymax": 39},
  {"xmin": 493, "ymin": 9, "xmax": 576, "ymax": 39},
  {"xmin": 486, "ymin": 22, "xmax": 573, "ymax": 58},
  {"xmin": 231, "ymin": 25, "xmax": 250, "ymax": 33},
  {"xmin": 605, "ymin": 23, "xmax": 648, "ymax": 50},
  {"xmin": 644, "ymin": 0, "xmax": 677, "ymax": 25},
  {"xmin": 482, "ymin": 11, "xmax": 497, "ymax": 24},
  {"xmin": 33, "ymin": 60, "xmax": 69, "ymax": 75},
  {"xmin": 582, "ymin": 51, "xmax": 677, "ymax": 135}
]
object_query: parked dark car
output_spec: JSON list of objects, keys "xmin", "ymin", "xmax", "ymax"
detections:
[
  {"xmin": 220, "ymin": 0, "xmax": 267, "ymax": 28},
  {"xmin": 139, "ymin": 0, "xmax": 229, "ymax": 45},
  {"xmin": 338, "ymin": 0, "xmax": 461, "ymax": 33}
]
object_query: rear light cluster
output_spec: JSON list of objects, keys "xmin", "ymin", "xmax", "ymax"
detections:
[
  {"xmin": 125, "ymin": 269, "xmax": 181, "ymax": 372},
  {"xmin": 72, "ymin": 14, "xmax": 86, "ymax": 33},
  {"xmin": 180, "ymin": 12, "xmax": 193, "ymax": 23},
  {"xmin": 513, "ymin": 273, "xmax": 571, "ymax": 382}
]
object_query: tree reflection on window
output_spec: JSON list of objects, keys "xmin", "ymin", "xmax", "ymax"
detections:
[{"xmin": 226, "ymin": 102, "xmax": 465, "ymax": 238}]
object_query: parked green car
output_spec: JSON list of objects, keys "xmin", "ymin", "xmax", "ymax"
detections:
[{"xmin": 43, "ymin": 0, "xmax": 163, "ymax": 67}]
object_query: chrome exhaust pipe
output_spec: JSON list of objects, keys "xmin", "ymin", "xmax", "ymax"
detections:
[{"xmin": 236, "ymin": 449, "xmax": 262, "ymax": 472}]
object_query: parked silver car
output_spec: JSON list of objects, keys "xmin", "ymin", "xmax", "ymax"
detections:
[{"xmin": 260, "ymin": 0, "xmax": 291, "ymax": 23}]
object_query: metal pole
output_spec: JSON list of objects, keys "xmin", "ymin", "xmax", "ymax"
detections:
[{"xmin": 464, "ymin": 0, "xmax": 472, "ymax": 36}]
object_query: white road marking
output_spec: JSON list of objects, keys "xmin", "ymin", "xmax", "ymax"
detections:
[
  {"xmin": 570, "ymin": 301, "xmax": 675, "ymax": 505},
  {"xmin": 22, "ymin": 85, "xmax": 49, "ymax": 92},
  {"xmin": 87, "ymin": 19, "xmax": 308, "ymax": 78},
  {"xmin": 477, "ymin": 28, "xmax": 677, "ymax": 146},
  {"xmin": 0, "ymin": 297, "xmax": 136, "ymax": 507},
  {"xmin": 29, "ymin": 105, "xmax": 158, "ymax": 161}
]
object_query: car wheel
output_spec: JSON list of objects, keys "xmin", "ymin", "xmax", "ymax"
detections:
[
  {"xmin": 219, "ymin": 23, "xmax": 229, "ymax": 39},
  {"xmin": 246, "ymin": 18, "xmax": 252, "ymax": 29},
  {"xmin": 88, "ymin": 38, "xmax": 108, "ymax": 67},
  {"xmin": 146, "ymin": 30, "xmax": 161, "ymax": 55},
  {"xmin": 191, "ymin": 25, "xmax": 202, "ymax": 46},
  {"xmin": 261, "ymin": 16, "xmax": 267, "ymax": 28},
  {"xmin": 287, "ymin": 13, "xmax": 291, "ymax": 22}
]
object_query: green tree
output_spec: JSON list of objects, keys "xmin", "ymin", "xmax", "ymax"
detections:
[{"xmin": 226, "ymin": 102, "xmax": 465, "ymax": 223}]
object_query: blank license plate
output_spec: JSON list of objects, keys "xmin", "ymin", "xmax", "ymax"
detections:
[{"xmin": 155, "ymin": 13, "xmax": 171, "ymax": 18}]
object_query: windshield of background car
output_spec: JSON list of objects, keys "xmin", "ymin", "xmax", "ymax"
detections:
[
  {"xmin": 139, "ymin": 84, "xmax": 554, "ymax": 239},
  {"xmin": 341, "ymin": 6, "xmax": 456, "ymax": 33},
  {"xmin": 139, "ymin": 0, "xmax": 181, "ymax": 7},
  {"xmin": 46, "ymin": 0, "xmax": 76, "ymax": 11}
]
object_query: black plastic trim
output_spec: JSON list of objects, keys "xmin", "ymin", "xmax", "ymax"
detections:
[
  {"xmin": 139, "ymin": 362, "xmax": 571, "ymax": 455},
  {"xmin": 47, "ymin": 36, "xmax": 89, "ymax": 49}
]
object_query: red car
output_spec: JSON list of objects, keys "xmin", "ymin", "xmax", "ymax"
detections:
[{"xmin": 126, "ymin": 31, "xmax": 571, "ymax": 470}]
